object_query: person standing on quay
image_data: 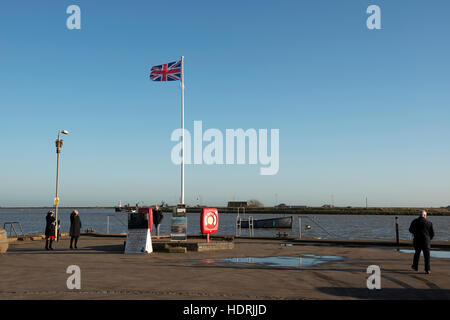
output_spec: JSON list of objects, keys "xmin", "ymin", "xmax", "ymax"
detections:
[
  {"xmin": 409, "ymin": 210, "xmax": 435, "ymax": 274},
  {"xmin": 45, "ymin": 211, "xmax": 56, "ymax": 250},
  {"xmin": 153, "ymin": 204, "xmax": 164, "ymax": 238},
  {"xmin": 69, "ymin": 210, "xmax": 82, "ymax": 249}
]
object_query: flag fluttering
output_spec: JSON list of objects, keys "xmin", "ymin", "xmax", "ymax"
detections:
[{"xmin": 149, "ymin": 60, "xmax": 182, "ymax": 81}]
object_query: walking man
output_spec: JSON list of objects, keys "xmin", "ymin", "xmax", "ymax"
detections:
[
  {"xmin": 69, "ymin": 210, "xmax": 82, "ymax": 249},
  {"xmin": 409, "ymin": 210, "xmax": 435, "ymax": 274}
]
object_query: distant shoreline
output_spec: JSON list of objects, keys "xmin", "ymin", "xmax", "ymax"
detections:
[
  {"xmin": 1, "ymin": 206, "xmax": 449, "ymax": 216},
  {"xmin": 0, "ymin": 207, "xmax": 114, "ymax": 210}
]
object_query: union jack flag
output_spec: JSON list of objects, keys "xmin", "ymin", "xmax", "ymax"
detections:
[{"xmin": 150, "ymin": 60, "xmax": 182, "ymax": 81}]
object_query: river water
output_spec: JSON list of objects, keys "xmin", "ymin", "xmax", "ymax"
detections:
[{"xmin": 0, "ymin": 208, "xmax": 448, "ymax": 241}]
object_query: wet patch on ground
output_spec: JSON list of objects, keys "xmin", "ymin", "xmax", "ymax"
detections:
[
  {"xmin": 209, "ymin": 254, "xmax": 344, "ymax": 268},
  {"xmin": 399, "ymin": 249, "xmax": 450, "ymax": 259}
]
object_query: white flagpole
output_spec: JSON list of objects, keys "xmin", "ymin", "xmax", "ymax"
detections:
[{"xmin": 181, "ymin": 56, "xmax": 185, "ymax": 205}]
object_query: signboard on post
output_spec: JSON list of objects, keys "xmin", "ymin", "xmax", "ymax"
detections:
[
  {"xmin": 171, "ymin": 204, "xmax": 187, "ymax": 241},
  {"xmin": 125, "ymin": 212, "xmax": 153, "ymax": 254}
]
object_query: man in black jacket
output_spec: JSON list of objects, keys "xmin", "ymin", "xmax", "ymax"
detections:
[
  {"xmin": 69, "ymin": 210, "xmax": 82, "ymax": 249},
  {"xmin": 409, "ymin": 210, "xmax": 435, "ymax": 274}
]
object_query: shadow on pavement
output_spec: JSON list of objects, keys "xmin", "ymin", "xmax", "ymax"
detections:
[
  {"xmin": 83, "ymin": 244, "xmax": 125, "ymax": 253},
  {"xmin": 7, "ymin": 244, "xmax": 125, "ymax": 254},
  {"xmin": 317, "ymin": 287, "xmax": 450, "ymax": 300}
]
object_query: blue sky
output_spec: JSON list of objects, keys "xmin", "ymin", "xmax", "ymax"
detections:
[{"xmin": 0, "ymin": 0, "xmax": 449, "ymax": 207}]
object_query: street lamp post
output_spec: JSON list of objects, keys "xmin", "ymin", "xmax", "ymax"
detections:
[{"xmin": 54, "ymin": 130, "xmax": 69, "ymax": 241}]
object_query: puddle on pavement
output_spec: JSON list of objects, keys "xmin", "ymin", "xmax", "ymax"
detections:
[
  {"xmin": 399, "ymin": 249, "xmax": 450, "ymax": 259},
  {"xmin": 219, "ymin": 254, "xmax": 343, "ymax": 267}
]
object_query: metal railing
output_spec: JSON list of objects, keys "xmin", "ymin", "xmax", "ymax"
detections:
[
  {"xmin": 235, "ymin": 207, "xmax": 245, "ymax": 236},
  {"xmin": 235, "ymin": 215, "xmax": 254, "ymax": 237},
  {"xmin": 106, "ymin": 215, "xmax": 127, "ymax": 233},
  {"xmin": 235, "ymin": 216, "xmax": 241, "ymax": 236},
  {"xmin": 3, "ymin": 222, "xmax": 24, "ymax": 237},
  {"xmin": 237, "ymin": 207, "xmax": 246, "ymax": 218},
  {"xmin": 248, "ymin": 216, "xmax": 254, "ymax": 237},
  {"xmin": 297, "ymin": 216, "xmax": 338, "ymax": 239}
]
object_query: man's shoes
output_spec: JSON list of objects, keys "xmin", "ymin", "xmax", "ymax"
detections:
[
  {"xmin": 70, "ymin": 246, "xmax": 73, "ymax": 250},
  {"xmin": 425, "ymin": 270, "xmax": 431, "ymax": 274},
  {"xmin": 411, "ymin": 265, "xmax": 418, "ymax": 271},
  {"xmin": 45, "ymin": 247, "xmax": 49, "ymax": 251}
]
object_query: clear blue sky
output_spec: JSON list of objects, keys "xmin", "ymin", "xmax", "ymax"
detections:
[{"xmin": 1, "ymin": 0, "xmax": 449, "ymax": 207}]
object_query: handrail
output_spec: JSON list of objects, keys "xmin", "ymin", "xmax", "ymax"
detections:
[
  {"xmin": 235, "ymin": 216, "xmax": 242, "ymax": 236},
  {"xmin": 248, "ymin": 216, "xmax": 254, "ymax": 237},
  {"xmin": 235, "ymin": 215, "xmax": 254, "ymax": 237},
  {"xmin": 3, "ymin": 222, "xmax": 25, "ymax": 237},
  {"xmin": 298, "ymin": 215, "xmax": 338, "ymax": 238}
]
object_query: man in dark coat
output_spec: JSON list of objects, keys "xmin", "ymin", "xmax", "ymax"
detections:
[
  {"xmin": 153, "ymin": 205, "xmax": 164, "ymax": 237},
  {"xmin": 69, "ymin": 210, "xmax": 82, "ymax": 249},
  {"xmin": 409, "ymin": 210, "xmax": 435, "ymax": 274},
  {"xmin": 45, "ymin": 211, "xmax": 56, "ymax": 250}
]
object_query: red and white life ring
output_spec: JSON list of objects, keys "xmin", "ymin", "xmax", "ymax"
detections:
[{"xmin": 201, "ymin": 208, "xmax": 219, "ymax": 234}]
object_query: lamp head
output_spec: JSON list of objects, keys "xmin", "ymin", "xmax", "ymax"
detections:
[{"xmin": 60, "ymin": 130, "xmax": 69, "ymax": 135}]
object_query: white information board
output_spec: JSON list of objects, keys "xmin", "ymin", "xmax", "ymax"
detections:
[{"xmin": 125, "ymin": 228, "xmax": 153, "ymax": 254}]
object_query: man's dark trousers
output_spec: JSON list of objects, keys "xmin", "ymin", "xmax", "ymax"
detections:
[{"xmin": 413, "ymin": 245, "xmax": 430, "ymax": 272}]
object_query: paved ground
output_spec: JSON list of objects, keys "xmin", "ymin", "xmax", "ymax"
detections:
[{"xmin": 0, "ymin": 237, "xmax": 449, "ymax": 300}]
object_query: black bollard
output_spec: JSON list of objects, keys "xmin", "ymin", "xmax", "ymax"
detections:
[{"xmin": 395, "ymin": 217, "xmax": 400, "ymax": 251}]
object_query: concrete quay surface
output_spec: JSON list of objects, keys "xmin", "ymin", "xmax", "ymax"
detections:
[{"xmin": 0, "ymin": 236, "xmax": 449, "ymax": 300}]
